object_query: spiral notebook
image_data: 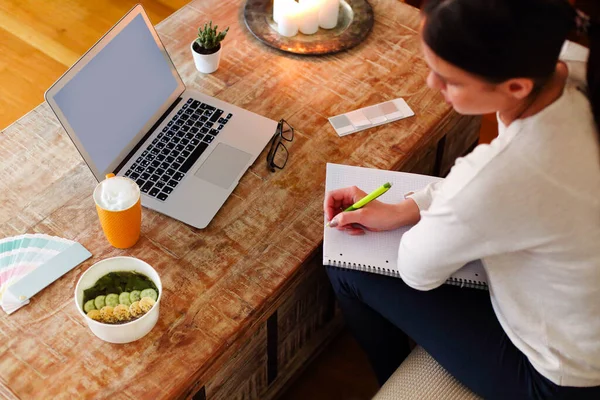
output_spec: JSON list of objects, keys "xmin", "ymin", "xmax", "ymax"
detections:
[{"xmin": 323, "ymin": 163, "xmax": 488, "ymax": 290}]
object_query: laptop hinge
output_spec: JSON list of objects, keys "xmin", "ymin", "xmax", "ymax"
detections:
[{"xmin": 113, "ymin": 96, "xmax": 184, "ymax": 175}]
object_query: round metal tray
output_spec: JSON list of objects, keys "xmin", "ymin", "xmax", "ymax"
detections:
[{"xmin": 244, "ymin": 0, "xmax": 374, "ymax": 55}]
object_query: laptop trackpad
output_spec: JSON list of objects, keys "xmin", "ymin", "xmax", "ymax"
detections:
[{"xmin": 193, "ymin": 143, "xmax": 252, "ymax": 189}]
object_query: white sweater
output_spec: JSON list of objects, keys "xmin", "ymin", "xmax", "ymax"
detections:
[{"xmin": 398, "ymin": 43, "xmax": 600, "ymax": 387}]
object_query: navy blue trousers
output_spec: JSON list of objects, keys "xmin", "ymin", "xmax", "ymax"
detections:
[{"xmin": 325, "ymin": 266, "xmax": 600, "ymax": 399}]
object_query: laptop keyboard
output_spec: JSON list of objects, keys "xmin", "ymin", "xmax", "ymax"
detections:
[{"xmin": 123, "ymin": 98, "xmax": 232, "ymax": 201}]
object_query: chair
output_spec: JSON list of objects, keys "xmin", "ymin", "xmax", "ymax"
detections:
[{"xmin": 372, "ymin": 346, "xmax": 481, "ymax": 400}]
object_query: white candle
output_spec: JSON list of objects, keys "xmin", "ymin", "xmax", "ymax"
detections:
[
  {"xmin": 318, "ymin": 0, "xmax": 340, "ymax": 30},
  {"xmin": 273, "ymin": 0, "xmax": 288, "ymax": 24},
  {"xmin": 278, "ymin": 0, "xmax": 300, "ymax": 37},
  {"xmin": 298, "ymin": 0, "xmax": 319, "ymax": 35}
]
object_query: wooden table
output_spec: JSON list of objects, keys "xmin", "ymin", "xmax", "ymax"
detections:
[{"xmin": 0, "ymin": 0, "xmax": 480, "ymax": 398}]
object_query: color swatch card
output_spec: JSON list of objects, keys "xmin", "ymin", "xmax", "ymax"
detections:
[
  {"xmin": 328, "ymin": 98, "xmax": 415, "ymax": 137},
  {"xmin": 0, "ymin": 234, "xmax": 92, "ymax": 314}
]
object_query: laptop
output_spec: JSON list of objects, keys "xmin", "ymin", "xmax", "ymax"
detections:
[{"xmin": 45, "ymin": 5, "xmax": 277, "ymax": 229}]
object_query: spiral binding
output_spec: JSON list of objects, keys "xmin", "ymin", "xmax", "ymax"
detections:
[
  {"xmin": 326, "ymin": 260, "xmax": 489, "ymax": 290},
  {"xmin": 445, "ymin": 277, "xmax": 488, "ymax": 290},
  {"xmin": 327, "ymin": 259, "xmax": 401, "ymax": 277}
]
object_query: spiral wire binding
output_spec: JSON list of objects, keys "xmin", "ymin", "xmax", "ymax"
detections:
[
  {"xmin": 326, "ymin": 259, "xmax": 489, "ymax": 290},
  {"xmin": 445, "ymin": 276, "xmax": 488, "ymax": 290}
]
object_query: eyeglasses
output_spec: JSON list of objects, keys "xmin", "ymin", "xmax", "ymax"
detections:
[{"xmin": 266, "ymin": 119, "xmax": 294, "ymax": 172}]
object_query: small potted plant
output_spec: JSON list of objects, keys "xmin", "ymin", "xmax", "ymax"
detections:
[{"xmin": 191, "ymin": 21, "xmax": 229, "ymax": 74}]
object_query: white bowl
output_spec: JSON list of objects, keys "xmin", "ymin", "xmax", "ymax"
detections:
[{"xmin": 74, "ymin": 256, "xmax": 162, "ymax": 344}]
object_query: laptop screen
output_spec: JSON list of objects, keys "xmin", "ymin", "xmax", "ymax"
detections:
[{"xmin": 53, "ymin": 14, "xmax": 179, "ymax": 174}]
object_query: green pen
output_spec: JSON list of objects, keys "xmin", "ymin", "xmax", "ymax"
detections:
[{"xmin": 326, "ymin": 182, "xmax": 392, "ymax": 227}]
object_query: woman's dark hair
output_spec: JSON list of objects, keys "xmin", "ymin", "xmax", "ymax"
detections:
[{"xmin": 422, "ymin": 0, "xmax": 600, "ymax": 131}]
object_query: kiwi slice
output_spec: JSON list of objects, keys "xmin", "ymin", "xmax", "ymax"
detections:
[
  {"xmin": 105, "ymin": 293, "xmax": 119, "ymax": 307},
  {"xmin": 94, "ymin": 295, "xmax": 106, "ymax": 309},
  {"xmin": 129, "ymin": 290, "xmax": 141, "ymax": 303},
  {"xmin": 84, "ymin": 299, "xmax": 96, "ymax": 313},
  {"xmin": 119, "ymin": 292, "xmax": 132, "ymax": 306},
  {"xmin": 140, "ymin": 288, "xmax": 158, "ymax": 302}
]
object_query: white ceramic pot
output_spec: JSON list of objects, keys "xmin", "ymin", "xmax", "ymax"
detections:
[
  {"xmin": 191, "ymin": 41, "xmax": 222, "ymax": 74},
  {"xmin": 74, "ymin": 256, "xmax": 162, "ymax": 344}
]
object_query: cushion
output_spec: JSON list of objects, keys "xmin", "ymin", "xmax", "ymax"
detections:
[{"xmin": 372, "ymin": 346, "xmax": 481, "ymax": 399}]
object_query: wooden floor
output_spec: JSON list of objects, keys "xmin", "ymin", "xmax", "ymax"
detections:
[
  {"xmin": 281, "ymin": 330, "xmax": 380, "ymax": 400},
  {"xmin": 0, "ymin": 0, "xmax": 188, "ymax": 130}
]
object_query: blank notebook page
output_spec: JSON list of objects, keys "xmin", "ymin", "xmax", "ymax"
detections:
[{"xmin": 323, "ymin": 163, "xmax": 442, "ymax": 271}]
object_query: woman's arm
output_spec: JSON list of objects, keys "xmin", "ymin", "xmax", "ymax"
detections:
[
  {"xmin": 405, "ymin": 180, "xmax": 444, "ymax": 212},
  {"xmin": 324, "ymin": 186, "xmax": 421, "ymax": 234},
  {"xmin": 397, "ymin": 200, "xmax": 491, "ymax": 291}
]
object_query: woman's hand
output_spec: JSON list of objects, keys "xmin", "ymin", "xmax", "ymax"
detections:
[{"xmin": 324, "ymin": 186, "xmax": 421, "ymax": 235}]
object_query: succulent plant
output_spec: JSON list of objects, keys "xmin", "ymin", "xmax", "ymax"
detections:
[{"xmin": 195, "ymin": 21, "xmax": 229, "ymax": 52}]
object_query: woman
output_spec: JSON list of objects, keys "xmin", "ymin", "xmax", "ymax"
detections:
[{"xmin": 324, "ymin": 0, "xmax": 600, "ymax": 398}]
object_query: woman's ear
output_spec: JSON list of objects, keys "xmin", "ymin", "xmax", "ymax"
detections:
[{"xmin": 498, "ymin": 78, "xmax": 535, "ymax": 100}]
